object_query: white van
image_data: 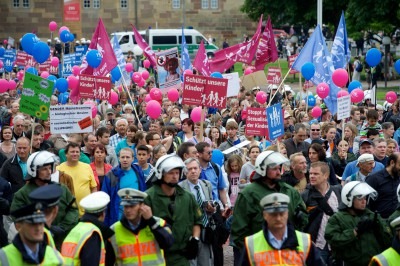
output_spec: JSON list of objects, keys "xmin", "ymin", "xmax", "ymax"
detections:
[{"xmin": 111, "ymin": 29, "xmax": 218, "ymax": 57}]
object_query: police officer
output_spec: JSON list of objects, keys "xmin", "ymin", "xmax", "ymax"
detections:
[
  {"xmin": 144, "ymin": 154, "xmax": 203, "ymax": 266},
  {"xmin": 370, "ymin": 216, "xmax": 400, "ymax": 265},
  {"xmin": 0, "ymin": 203, "xmax": 64, "ymax": 265},
  {"xmin": 231, "ymin": 151, "xmax": 308, "ymax": 265},
  {"xmin": 241, "ymin": 193, "xmax": 323, "ymax": 266},
  {"xmin": 108, "ymin": 188, "xmax": 174, "ymax": 265},
  {"xmin": 61, "ymin": 191, "xmax": 114, "ymax": 266},
  {"xmin": 29, "ymin": 184, "xmax": 63, "ymax": 249}
]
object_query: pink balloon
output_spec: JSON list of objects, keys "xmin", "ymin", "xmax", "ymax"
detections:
[
  {"xmin": 244, "ymin": 67, "xmax": 253, "ymax": 75},
  {"xmin": 51, "ymin": 57, "xmax": 59, "ymax": 67},
  {"xmin": 83, "ymin": 100, "xmax": 95, "ymax": 107},
  {"xmin": 191, "ymin": 107, "xmax": 202, "ymax": 123},
  {"xmin": 125, "ymin": 63, "xmax": 133, "ymax": 73},
  {"xmin": 350, "ymin": 89, "xmax": 364, "ymax": 103},
  {"xmin": 332, "ymin": 68, "xmax": 349, "ymax": 88},
  {"xmin": 311, "ymin": 106, "xmax": 322, "ymax": 118},
  {"xmin": 72, "ymin": 65, "xmax": 80, "ymax": 76},
  {"xmin": 3, "ymin": 40, "xmax": 7, "ymax": 45},
  {"xmin": 0, "ymin": 79, "xmax": 8, "ymax": 93},
  {"xmin": 255, "ymin": 91, "xmax": 267, "ymax": 104},
  {"xmin": 117, "ymin": 85, "xmax": 123, "ymax": 92},
  {"xmin": 67, "ymin": 75, "xmax": 79, "ymax": 90},
  {"xmin": 146, "ymin": 100, "xmax": 162, "ymax": 119},
  {"xmin": 316, "ymin": 82, "xmax": 330, "ymax": 99},
  {"xmin": 167, "ymin": 88, "xmax": 179, "ymax": 102},
  {"xmin": 40, "ymin": 71, "xmax": 50, "ymax": 78},
  {"xmin": 386, "ymin": 91, "xmax": 397, "ymax": 104},
  {"xmin": 337, "ymin": 90, "xmax": 349, "ymax": 98},
  {"xmin": 132, "ymin": 72, "xmax": 141, "ymax": 83},
  {"xmin": 109, "ymin": 91, "xmax": 119, "ymax": 105},
  {"xmin": 8, "ymin": 80, "xmax": 17, "ymax": 90},
  {"xmin": 91, "ymin": 105, "xmax": 97, "ymax": 118},
  {"xmin": 17, "ymin": 70, "xmax": 24, "ymax": 81},
  {"xmin": 58, "ymin": 26, "xmax": 70, "ymax": 35},
  {"xmin": 0, "ymin": 60, "xmax": 3, "ymax": 69},
  {"xmin": 141, "ymin": 70, "xmax": 149, "ymax": 80},
  {"xmin": 137, "ymin": 79, "xmax": 145, "ymax": 87},
  {"xmin": 145, "ymin": 94, "xmax": 152, "ymax": 102},
  {"xmin": 184, "ymin": 69, "xmax": 193, "ymax": 76},
  {"xmin": 49, "ymin": 21, "xmax": 58, "ymax": 32},
  {"xmin": 143, "ymin": 59, "xmax": 151, "ymax": 68},
  {"xmin": 150, "ymin": 88, "xmax": 162, "ymax": 101}
]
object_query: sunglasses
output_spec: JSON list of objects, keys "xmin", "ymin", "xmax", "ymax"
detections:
[
  {"xmin": 203, "ymin": 151, "xmax": 212, "ymax": 155},
  {"xmin": 311, "ymin": 129, "xmax": 320, "ymax": 132}
]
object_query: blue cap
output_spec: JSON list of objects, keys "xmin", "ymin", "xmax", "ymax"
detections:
[
  {"xmin": 11, "ymin": 202, "xmax": 46, "ymax": 224},
  {"xmin": 29, "ymin": 184, "xmax": 63, "ymax": 208}
]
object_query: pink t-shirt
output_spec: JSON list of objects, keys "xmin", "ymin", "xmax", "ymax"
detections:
[{"xmin": 229, "ymin": 172, "xmax": 240, "ymax": 206}]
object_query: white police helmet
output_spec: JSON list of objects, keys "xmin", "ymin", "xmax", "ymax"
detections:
[
  {"xmin": 253, "ymin": 151, "xmax": 289, "ymax": 180},
  {"xmin": 27, "ymin": 151, "xmax": 57, "ymax": 178},
  {"xmin": 397, "ymin": 184, "xmax": 400, "ymax": 203},
  {"xmin": 153, "ymin": 153, "xmax": 185, "ymax": 181},
  {"xmin": 341, "ymin": 181, "xmax": 377, "ymax": 208}
]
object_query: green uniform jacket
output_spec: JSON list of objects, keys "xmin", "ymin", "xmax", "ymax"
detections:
[
  {"xmin": 10, "ymin": 182, "xmax": 79, "ymax": 234},
  {"xmin": 325, "ymin": 208, "xmax": 392, "ymax": 266},
  {"xmin": 231, "ymin": 180, "xmax": 307, "ymax": 249},
  {"xmin": 144, "ymin": 184, "xmax": 202, "ymax": 266}
]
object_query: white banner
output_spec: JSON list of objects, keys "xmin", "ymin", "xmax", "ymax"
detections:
[
  {"xmin": 50, "ymin": 105, "xmax": 93, "ymax": 134},
  {"xmin": 223, "ymin": 72, "xmax": 240, "ymax": 97}
]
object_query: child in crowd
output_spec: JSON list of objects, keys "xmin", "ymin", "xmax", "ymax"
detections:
[
  {"xmin": 135, "ymin": 145, "xmax": 154, "ymax": 185},
  {"xmin": 225, "ymin": 154, "xmax": 243, "ymax": 206},
  {"xmin": 239, "ymin": 145, "xmax": 261, "ymax": 186},
  {"xmin": 359, "ymin": 109, "xmax": 384, "ymax": 140}
]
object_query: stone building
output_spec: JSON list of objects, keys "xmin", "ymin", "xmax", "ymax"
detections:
[{"xmin": 0, "ymin": 0, "xmax": 257, "ymax": 47}]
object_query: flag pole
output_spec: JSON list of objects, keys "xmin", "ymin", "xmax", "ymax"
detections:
[
  {"xmin": 118, "ymin": 66, "xmax": 142, "ymax": 126},
  {"xmin": 268, "ymin": 67, "xmax": 292, "ymax": 106}
]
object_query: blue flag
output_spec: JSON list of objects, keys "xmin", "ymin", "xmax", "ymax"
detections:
[
  {"xmin": 292, "ymin": 25, "xmax": 340, "ymax": 115},
  {"xmin": 331, "ymin": 11, "xmax": 351, "ymax": 69},
  {"xmin": 181, "ymin": 27, "xmax": 192, "ymax": 77},
  {"xmin": 112, "ymin": 34, "xmax": 131, "ymax": 87}
]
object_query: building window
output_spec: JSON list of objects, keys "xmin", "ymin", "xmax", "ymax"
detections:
[
  {"xmin": 120, "ymin": 0, "xmax": 127, "ymax": 8},
  {"xmin": 202, "ymin": 0, "xmax": 218, "ymax": 9},
  {"xmin": 201, "ymin": 0, "xmax": 208, "ymax": 9},
  {"xmin": 83, "ymin": 0, "xmax": 90, "ymax": 8},
  {"xmin": 93, "ymin": 0, "xmax": 100, "ymax": 8},
  {"xmin": 22, "ymin": 0, "xmax": 29, "ymax": 7},
  {"xmin": 172, "ymin": 0, "xmax": 180, "ymax": 9},
  {"xmin": 13, "ymin": 0, "xmax": 19, "ymax": 7},
  {"xmin": 210, "ymin": 0, "xmax": 218, "ymax": 9}
]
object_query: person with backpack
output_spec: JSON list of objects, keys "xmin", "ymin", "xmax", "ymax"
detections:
[{"xmin": 353, "ymin": 56, "xmax": 363, "ymax": 81}]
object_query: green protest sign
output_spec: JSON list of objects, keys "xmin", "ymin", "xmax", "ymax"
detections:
[{"xmin": 20, "ymin": 72, "xmax": 54, "ymax": 120}]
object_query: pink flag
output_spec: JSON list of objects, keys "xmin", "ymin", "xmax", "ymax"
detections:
[
  {"xmin": 80, "ymin": 18, "xmax": 118, "ymax": 76},
  {"xmin": 193, "ymin": 41, "xmax": 210, "ymax": 76},
  {"xmin": 131, "ymin": 25, "xmax": 157, "ymax": 67},
  {"xmin": 210, "ymin": 16, "xmax": 263, "ymax": 73},
  {"xmin": 254, "ymin": 16, "xmax": 278, "ymax": 71}
]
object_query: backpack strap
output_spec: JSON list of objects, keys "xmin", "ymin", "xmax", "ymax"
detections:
[{"xmin": 210, "ymin": 162, "xmax": 220, "ymax": 177}]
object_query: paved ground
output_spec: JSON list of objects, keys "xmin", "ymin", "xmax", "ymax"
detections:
[{"xmin": 223, "ymin": 244, "xmax": 234, "ymax": 266}]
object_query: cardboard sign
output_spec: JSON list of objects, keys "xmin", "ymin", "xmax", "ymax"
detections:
[
  {"xmin": 288, "ymin": 55, "xmax": 299, "ymax": 74},
  {"xmin": 223, "ymin": 72, "xmax": 240, "ymax": 97},
  {"xmin": 50, "ymin": 105, "xmax": 93, "ymax": 134},
  {"xmin": 267, "ymin": 67, "xmax": 282, "ymax": 85},
  {"xmin": 20, "ymin": 72, "xmax": 54, "ymax": 120},
  {"xmin": 241, "ymin": 70, "xmax": 268, "ymax": 91},
  {"xmin": 155, "ymin": 48, "xmax": 181, "ymax": 93},
  {"xmin": 16, "ymin": 51, "xmax": 32, "ymax": 66},
  {"xmin": 182, "ymin": 74, "xmax": 228, "ymax": 108},
  {"xmin": 79, "ymin": 74, "xmax": 112, "ymax": 100},
  {"xmin": 245, "ymin": 107, "xmax": 268, "ymax": 136},
  {"xmin": 266, "ymin": 103, "xmax": 285, "ymax": 140},
  {"xmin": 39, "ymin": 58, "xmax": 51, "ymax": 73},
  {"xmin": 337, "ymin": 95, "xmax": 351, "ymax": 120}
]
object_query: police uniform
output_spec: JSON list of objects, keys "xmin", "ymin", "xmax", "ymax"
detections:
[
  {"xmin": 369, "ymin": 216, "xmax": 400, "ymax": 266},
  {"xmin": 242, "ymin": 193, "xmax": 323, "ymax": 266},
  {"xmin": 28, "ymin": 184, "xmax": 63, "ymax": 249},
  {"xmin": 0, "ymin": 203, "xmax": 64, "ymax": 265},
  {"xmin": 109, "ymin": 188, "xmax": 174, "ymax": 266},
  {"xmin": 61, "ymin": 192, "xmax": 114, "ymax": 266}
]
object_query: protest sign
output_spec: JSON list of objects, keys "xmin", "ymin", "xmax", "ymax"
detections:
[
  {"xmin": 20, "ymin": 72, "xmax": 53, "ymax": 120},
  {"xmin": 62, "ymin": 53, "xmax": 75, "ymax": 77},
  {"xmin": 50, "ymin": 105, "xmax": 93, "ymax": 134},
  {"xmin": 182, "ymin": 74, "xmax": 228, "ymax": 108},
  {"xmin": 155, "ymin": 48, "xmax": 181, "ymax": 93},
  {"xmin": 288, "ymin": 55, "xmax": 299, "ymax": 74},
  {"xmin": 337, "ymin": 95, "xmax": 351, "ymax": 120},
  {"xmin": 16, "ymin": 51, "xmax": 33, "ymax": 67},
  {"xmin": 241, "ymin": 70, "xmax": 268, "ymax": 91},
  {"xmin": 75, "ymin": 45, "xmax": 87, "ymax": 65},
  {"xmin": 266, "ymin": 103, "xmax": 284, "ymax": 140},
  {"xmin": 3, "ymin": 49, "xmax": 17, "ymax": 72},
  {"xmin": 267, "ymin": 67, "xmax": 282, "ymax": 84},
  {"xmin": 245, "ymin": 107, "xmax": 268, "ymax": 136},
  {"xmin": 79, "ymin": 74, "xmax": 112, "ymax": 100},
  {"xmin": 39, "ymin": 58, "xmax": 51, "ymax": 73},
  {"xmin": 223, "ymin": 72, "xmax": 240, "ymax": 97}
]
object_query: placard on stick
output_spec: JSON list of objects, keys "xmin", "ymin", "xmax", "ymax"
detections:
[
  {"xmin": 337, "ymin": 95, "xmax": 351, "ymax": 120},
  {"xmin": 241, "ymin": 70, "xmax": 268, "ymax": 91},
  {"xmin": 79, "ymin": 74, "xmax": 112, "ymax": 100},
  {"xmin": 245, "ymin": 107, "xmax": 268, "ymax": 136},
  {"xmin": 267, "ymin": 67, "xmax": 282, "ymax": 85},
  {"xmin": 266, "ymin": 103, "xmax": 285, "ymax": 140},
  {"xmin": 50, "ymin": 105, "xmax": 93, "ymax": 134}
]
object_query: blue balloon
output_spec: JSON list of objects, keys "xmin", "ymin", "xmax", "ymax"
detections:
[
  {"xmin": 47, "ymin": 75, "xmax": 57, "ymax": 83},
  {"xmin": 32, "ymin": 42, "xmax": 50, "ymax": 64},
  {"xmin": 111, "ymin": 66, "xmax": 122, "ymax": 81},
  {"xmin": 366, "ymin": 48, "xmax": 382, "ymax": 67},
  {"xmin": 4, "ymin": 64, "xmax": 13, "ymax": 72},
  {"xmin": 348, "ymin": 80, "xmax": 362, "ymax": 93},
  {"xmin": 26, "ymin": 67, "xmax": 38, "ymax": 75},
  {"xmin": 307, "ymin": 95, "xmax": 316, "ymax": 107},
  {"xmin": 210, "ymin": 72, "xmax": 223, "ymax": 78},
  {"xmin": 0, "ymin": 47, "xmax": 5, "ymax": 57},
  {"xmin": 56, "ymin": 78, "xmax": 68, "ymax": 93},
  {"xmin": 21, "ymin": 33, "xmax": 39, "ymax": 55},
  {"xmin": 395, "ymin": 59, "xmax": 400, "ymax": 75},
  {"xmin": 301, "ymin": 62, "xmax": 315, "ymax": 81},
  {"xmin": 60, "ymin": 30, "xmax": 71, "ymax": 43},
  {"xmin": 58, "ymin": 92, "xmax": 69, "ymax": 104},
  {"xmin": 211, "ymin": 149, "xmax": 224, "ymax": 167},
  {"xmin": 86, "ymin": 50, "xmax": 102, "ymax": 68},
  {"xmin": 69, "ymin": 33, "xmax": 75, "ymax": 42}
]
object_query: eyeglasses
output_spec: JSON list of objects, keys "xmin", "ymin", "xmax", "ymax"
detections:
[
  {"xmin": 203, "ymin": 151, "xmax": 212, "ymax": 155},
  {"xmin": 311, "ymin": 129, "xmax": 320, "ymax": 132}
]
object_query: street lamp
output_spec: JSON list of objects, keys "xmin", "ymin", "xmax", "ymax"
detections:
[
  {"xmin": 382, "ymin": 36, "xmax": 391, "ymax": 88},
  {"xmin": 133, "ymin": 45, "xmax": 143, "ymax": 71}
]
